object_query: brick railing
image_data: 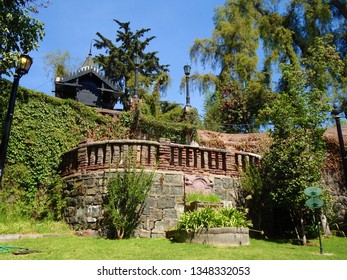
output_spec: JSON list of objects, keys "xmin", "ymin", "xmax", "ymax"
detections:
[{"xmin": 60, "ymin": 138, "xmax": 261, "ymax": 177}]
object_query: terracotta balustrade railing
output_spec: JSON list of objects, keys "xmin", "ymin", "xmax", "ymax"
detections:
[{"xmin": 60, "ymin": 138, "xmax": 261, "ymax": 177}]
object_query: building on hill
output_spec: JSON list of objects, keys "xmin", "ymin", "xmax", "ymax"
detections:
[{"xmin": 54, "ymin": 52, "xmax": 122, "ymax": 109}]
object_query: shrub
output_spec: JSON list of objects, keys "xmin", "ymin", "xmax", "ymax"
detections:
[
  {"xmin": 176, "ymin": 206, "xmax": 250, "ymax": 232},
  {"xmin": 103, "ymin": 154, "xmax": 155, "ymax": 239}
]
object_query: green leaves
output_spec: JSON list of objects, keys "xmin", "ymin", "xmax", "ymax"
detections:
[
  {"xmin": 0, "ymin": 79, "xmax": 129, "ymax": 219},
  {"xmin": 94, "ymin": 20, "xmax": 169, "ymax": 109},
  {"xmin": 0, "ymin": 0, "xmax": 45, "ymax": 75},
  {"xmin": 186, "ymin": 192, "xmax": 221, "ymax": 204},
  {"xmin": 104, "ymin": 154, "xmax": 155, "ymax": 239},
  {"xmin": 176, "ymin": 206, "xmax": 250, "ymax": 232}
]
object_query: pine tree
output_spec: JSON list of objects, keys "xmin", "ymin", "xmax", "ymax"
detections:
[{"xmin": 94, "ymin": 20, "xmax": 169, "ymax": 110}]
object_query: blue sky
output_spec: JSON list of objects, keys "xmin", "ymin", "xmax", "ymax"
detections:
[{"xmin": 20, "ymin": 0, "xmax": 226, "ymax": 116}]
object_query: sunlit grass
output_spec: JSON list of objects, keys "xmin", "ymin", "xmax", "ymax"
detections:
[
  {"xmin": 0, "ymin": 236, "xmax": 346, "ymax": 260},
  {"xmin": 0, "ymin": 215, "xmax": 346, "ymax": 260},
  {"xmin": 0, "ymin": 215, "xmax": 71, "ymax": 235}
]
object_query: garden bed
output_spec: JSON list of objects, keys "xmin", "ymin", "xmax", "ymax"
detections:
[{"xmin": 166, "ymin": 227, "xmax": 249, "ymax": 247}]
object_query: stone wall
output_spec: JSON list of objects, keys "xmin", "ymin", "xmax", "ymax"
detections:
[{"xmin": 63, "ymin": 169, "xmax": 241, "ymax": 238}]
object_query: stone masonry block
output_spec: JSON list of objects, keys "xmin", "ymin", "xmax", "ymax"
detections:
[
  {"xmin": 157, "ymin": 198, "xmax": 176, "ymax": 209},
  {"xmin": 163, "ymin": 208, "xmax": 178, "ymax": 219},
  {"xmin": 163, "ymin": 174, "xmax": 184, "ymax": 185},
  {"xmin": 149, "ymin": 208, "xmax": 163, "ymax": 221},
  {"xmin": 152, "ymin": 220, "xmax": 171, "ymax": 233}
]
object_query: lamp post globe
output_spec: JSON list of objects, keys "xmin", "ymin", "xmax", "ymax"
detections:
[
  {"xmin": 17, "ymin": 54, "xmax": 33, "ymax": 76},
  {"xmin": 0, "ymin": 54, "xmax": 33, "ymax": 188},
  {"xmin": 183, "ymin": 64, "xmax": 191, "ymax": 76}
]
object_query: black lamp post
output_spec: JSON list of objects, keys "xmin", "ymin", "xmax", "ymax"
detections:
[
  {"xmin": 183, "ymin": 64, "xmax": 191, "ymax": 108},
  {"xmin": 134, "ymin": 54, "xmax": 141, "ymax": 99},
  {"xmin": 332, "ymin": 102, "xmax": 347, "ymax": 185},
  {"xmin": 0, "ymin": 54, "xmax": 33, "ymax": 188}
]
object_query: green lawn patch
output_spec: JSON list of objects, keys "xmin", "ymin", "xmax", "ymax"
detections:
[
  {"xmin": 0, "ymin": 236, "xmax": 346, "ymax": 260},
  {"xmin": 0, "ymin": 217, "xmax": 71, "ymax": 235}
]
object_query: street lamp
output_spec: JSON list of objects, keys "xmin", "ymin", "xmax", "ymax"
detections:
[
  {"xmin": 183, "ymin": 64, "xmax": 191, "ymax": 108},
  {"xmin": 0, "ymin": 54, "xmax": 33, "ymax": 188},
  {"xmin": 332, "ymin": 102, "xmax": 347, "ymax": 185},
  {"xmin": 134, "ymin": 54, "xmax": 141, "ymax": 99}
]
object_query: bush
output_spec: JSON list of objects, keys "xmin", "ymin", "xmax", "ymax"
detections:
[
  {"xmin": 103, "ymin": 154, "xmax": 155, "ymax": 239},
  {"xmin": 176, "ymin": 206, "xmax": 250, "ymax": 232}
]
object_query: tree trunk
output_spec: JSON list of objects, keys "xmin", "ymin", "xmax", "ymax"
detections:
[
  {"xmin": 300, "ymin": 213, "xmax": 307, "ymax": 245},
  {"xmin": 289, "ymin": 210, "xmax": 301, "ymax": 240}
]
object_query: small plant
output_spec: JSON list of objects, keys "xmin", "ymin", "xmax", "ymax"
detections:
[
  {"xmin": 103, "ymin": 153, "xmax": 155, "ymax": 239},
  {"xmin": 186, "ymin": 191, "xmax": 221, "ymax": 204},
  {"xmin": 176, "ymin": 206, "xmax": 250, "ymax": 232}
]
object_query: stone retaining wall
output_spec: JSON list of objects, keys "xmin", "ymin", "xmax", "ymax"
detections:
[{"xmin": 63, "ymin": 169, "xmax": 242, "ymax": 238}]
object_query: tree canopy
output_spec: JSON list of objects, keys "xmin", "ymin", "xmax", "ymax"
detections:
[
  {"xmin": 258, "ymin": 36, "xmax": 344, "ymax": 238},
  {"xmin": 94, "ymin": 20, "xmax": 170, "ymax": 110},
  {"xmin": 0, "ymin": 0, "xmax": 46, "ymax": 76},
  {"xmin": 190, "ymin": 0, "xmax": 347, "ymax": 131}
]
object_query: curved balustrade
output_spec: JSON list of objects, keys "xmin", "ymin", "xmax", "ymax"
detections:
[{"xmin": 60, "ymin": 138, "xmax": 261, "ymax": 177}]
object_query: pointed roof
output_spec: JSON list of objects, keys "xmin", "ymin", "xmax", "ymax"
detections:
[
  {"xmin": 80, "ymin": 52, "xmax": 94, "ymax": 69},
  {"xmin": 57, "ymin": 51, "xmax": 120, "ymax": 92}
]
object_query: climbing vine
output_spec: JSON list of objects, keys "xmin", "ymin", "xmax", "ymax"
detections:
[
  {"xmin": 0, "ymin": 78, "xmax": 199, "ymax": 220},
  {"xmin": 0, "ymin": 79, "xmax": 128, "ymax": 219}
]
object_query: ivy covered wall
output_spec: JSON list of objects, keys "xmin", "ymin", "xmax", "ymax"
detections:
[
  {"xmin": 0, "ymin": 79, "xmax": 129, "ymax": 218},
  {"xmin": 0, "ymin": 79, "xmax": 198, "ymax": 219}
]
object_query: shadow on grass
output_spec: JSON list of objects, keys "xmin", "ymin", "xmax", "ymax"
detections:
[{"xmin": 249, "ymin": 231, "xmax": 319, "ymax": 246}]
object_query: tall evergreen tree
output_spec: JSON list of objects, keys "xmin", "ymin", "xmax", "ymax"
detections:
[{"xmin": 94, "ymin": 20, "xmax": 169, "ymax": 110}]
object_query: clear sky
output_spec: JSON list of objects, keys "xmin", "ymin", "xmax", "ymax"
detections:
[{"xmin": 19, "ymin": 0, "xmax": 225, "ymax": 116}]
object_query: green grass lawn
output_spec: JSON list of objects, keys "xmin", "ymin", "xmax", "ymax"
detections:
[
  {"xmin": 0, "ymin": 219, "xmax": 346, "ymax": 260},
  {"xmin": 0, "ymin": 235, "xmax": 346, "ymax": 260}
]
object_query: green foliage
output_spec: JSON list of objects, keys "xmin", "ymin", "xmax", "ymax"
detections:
[
  {"xmin": 0, "ymin": 79, "xmax": 129, "ymax": 219},
  {"xmin": 190, "ymin": 0, "xmax": 347, "ymax": 131},
  {"xmin": 176, "ymin": 206, "xmax": 250, "ymax": 232},
  {"xmin": 136, "ymin": 95, "xmax": 200, "ymax": 143},
  {"xmin": 186, "ymin": 192, "xmax": 221, "ymax": 204},
  {"xmin": 203, "ymin": 91, "xmax": 223, "ymax": 131},
  {"xmin": 94, "ymin": 20, "xmax": 170, "ymax": 110},
  {"xmin": 0, "ymin": 214, "xmax": 71, "ymax": 235},
  {"xmin": 43, "ymin": 49, "xmax": 74, "ymax": 80},
  {"xmin": 103, "ymin": 154, "xmax": 155, "ymax": 239},
  {"xmin": 0, "ymin": 0, "xmax": 45, "ymax": 75},
  {"xmin": 139, "ymin": 113, "xmax": 197, "ymax": 144},
  {"xmin": 256, "ymin": 37, "xmax": 344, "ymax": 237},
  {"xmin": 0, "ymin": 77, "xmax": 199, "ymax": 221},
  {"xmin": 240, "ymin": 163, "xmax": 265, "ymax": 229}
]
